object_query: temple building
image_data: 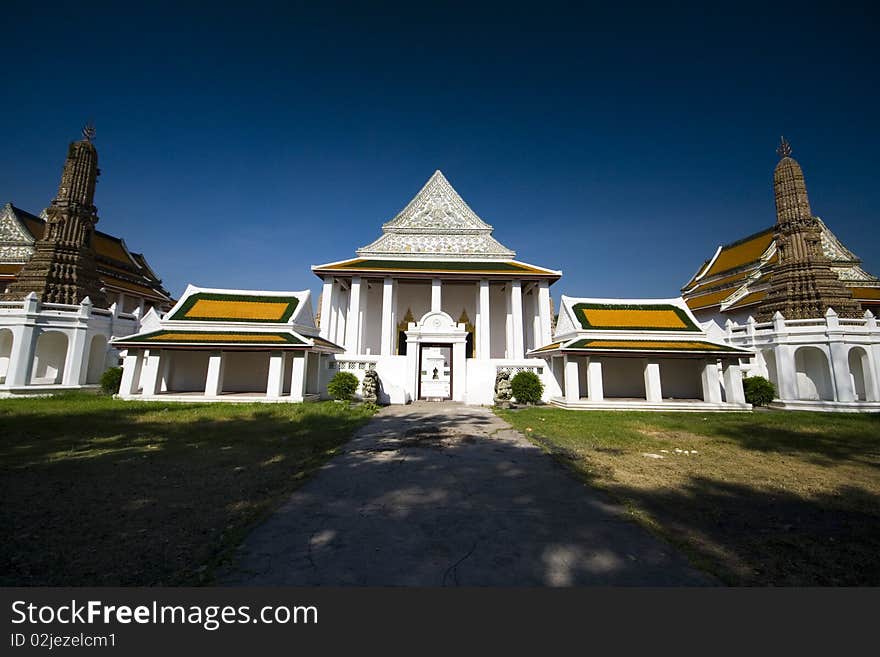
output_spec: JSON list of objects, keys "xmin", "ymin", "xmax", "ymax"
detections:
[
  {"xmin": 683, "ymin": 139, "xmax": 880, "ymax": 411},
  {"xmin": 111, "ymin": 286, "xmax": 342, "ymax": 402},
  {"xmin": 112, "ymin": 170, "xmax": 749, "ymax": 407},
  {"xmin": 0, "ymin": 127, "xmax": 171, "ymax": 395}
]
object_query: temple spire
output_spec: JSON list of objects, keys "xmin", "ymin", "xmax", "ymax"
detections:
[
  {"xmin": 773, "ymin": 136, "xmax": 812, "ymax": 225},
  {"xmin": 1, "ymin": 126, "xmax": 107, "ymax": 306},
  {"xmin": 756, "ymin": 137, "xmax": 861, "ymax": 320}
]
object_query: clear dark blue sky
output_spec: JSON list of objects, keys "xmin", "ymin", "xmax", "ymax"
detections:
[{"xmin": 2, "ymin": 2, "xmax": 878, "ymax": 305}]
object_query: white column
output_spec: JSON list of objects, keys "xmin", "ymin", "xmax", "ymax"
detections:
[
  {"xmin": 510, "ymin": 280, "xmax": 524, "ymax": 359},
  {"xmin": 289, "ymin": 352, "xmax": 307, "ymax": 402},
  {"xmin": 586, "ymin": 357, "xmax": 604, "ymax": 401},
  {"xmin": 159, "ymin": 352, "xmax": 173, "ymax": 392},
  {"xmin": 141, "ymin": 349, "xmax": 162, "ymax": 397},
  {"xmin": 829, "ymin": 342, "xmax": 855, "ymax": 402},
  {"xmin": 644, "ymin": 360, "xmax": 663, "ymax": 402},
  {"xmin": 119, "ymin": 349, "xmax": 143, "ymax": 397},
  {"xmin": 452, "ymin": 340, "xmax": 466, "ymax": 402},
  {"xmin": 333, "ymin": 286, "xmax": 347, "ymax": 347},
  {"xmin": 700, "ymin": 359, "xmax": 722, "ymax": 403},
  {"xmin": 205, "ymin": 351, "xmax": 225, "ymax": 397},
  {"xmin": 564, "ymin": 355, "xmax": 580, "ymax": 402},
  {"xmin": 774, "ymin": 343, "xmax": 797, "ymax": 401},
  {"xmin": 722, "ymin": 361, "xmax": 745, "ymax": 404},
  {"xmin": 266, "ymin": 350, "xmax": 286, "ymax": 398},
  {"xmin": 431, "ymin": 278, "xmax": 442, "ymax": 313},
  {"xmin": 380, "ymin": 277, "xmax": 395, "ymax": 356},
  {"xmin": 319, "ymin": 277, "xmax": 334, "ymax": 339},
  {"xmin": 531, "ymin": 289, "xmax": 542, "ymax": 351},
  {"xmin": 346, "ymin": 276, "xmax": 361, "ymax": 354},
  {"xmin": 478, "ymin": 279, "xmax": 491, "ymax": 359},
  {"xmin": 6, "ymin": 322, "xmax": 38, "ymax": 388},
  {"xmin": 537, "ymin": 280, "xmax": 552, "ymax": 346},
  {"xmin": 62, "ymin": 298, "xmax": 92, "ymax": 386}
]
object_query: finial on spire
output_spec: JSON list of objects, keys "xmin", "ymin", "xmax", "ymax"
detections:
[
  {"xmin": 81, "ymin": 122, "xmax": 96, "ymax": 142},
  {"xmin": 776, "ymin": 135, "xmax": 792, "ymax": 159}
]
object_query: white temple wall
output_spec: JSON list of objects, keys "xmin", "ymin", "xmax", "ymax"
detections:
[
  {"xmin": 439, "ymin": 281, "xmax": 476, "ymax": 332},
  {"xmin": 167, "ymin": 351, "xmax": 211, "ymax": 392},
  {"xmin": 0, "ymin": 328, "xmax": 12, "ymax": 383},
  {"xmin": 31, "ymin": 331, "xmax": 69, "ymax": 384},
  {"xmin": 657, "ymin": 358, "xmax": 703, "ymax": 399},
  {"xmin": 600, "ymin": 357, "xmax": 647, "ymax": 398},
  {"xmin": 222, "ymin": 351, "xmax": 271, "ymax": 393},
  {"xmin": 396, "ymin": 281, "xmax": 431, "ymax": 345},
  {"xmin": 794, "ymin": 346, "xmax": 834, "ymax": 401},
  {"xmin": 85, "ymin": 334, "xmax": 109, "ymax": 384},
  {"xmin": 360, "ymin": 279, "xmax": 383, "ymax": 355}
]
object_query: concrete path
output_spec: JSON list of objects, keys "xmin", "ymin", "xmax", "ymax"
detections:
[{"xmin": 223, "ymin": 403, "xmax": 712, "ymax": 586}]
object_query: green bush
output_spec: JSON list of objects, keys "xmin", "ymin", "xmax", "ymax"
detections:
[
  {"xmin": 100, "ymin": 367, "xmax": 123, "ymax": 395},
  {"xmin": 327, "ymin": 371, "xmax": 359, "ymax": 401},
  {"xmin": 743, "ymin": 375, "xmax": 776, "ymax": 407},
  {"xmin": 511, "ymin": 370, "xmax": 544, "ymax": 404}
]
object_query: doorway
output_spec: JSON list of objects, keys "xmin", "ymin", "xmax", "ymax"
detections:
[{"xmin": 418, "ymin": 344, "xmax": 452, "ymax": 400}]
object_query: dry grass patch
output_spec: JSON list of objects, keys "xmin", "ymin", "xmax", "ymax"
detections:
[{"xmin": 497, "ymin": 407, "xmax": 880, "ymax": 585}]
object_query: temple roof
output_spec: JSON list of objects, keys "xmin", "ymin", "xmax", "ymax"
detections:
[
  {"xmin": 0, "ymin": 203, "xmax": 172, "ymax": 304},
  {"xmin": 682, "ymin": 219, "xmax": 880, "ymax": 313},
  {"xmin": 112, "ymin": 286, "xmax": 342, "ymax": 351},
  {"xmin": 354, "ymin": 171, "xmax": 516, "ymax": 259},
  {"xmin": 533, "ymin": 295, "xmax": 746, "ymax": 358}
]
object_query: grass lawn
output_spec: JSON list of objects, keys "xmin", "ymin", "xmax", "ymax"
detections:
[
  {"xmin": 497, "ymin": 407, "xmax": 880, "ymax": 586},
  {"xmin": 0, "ymin": 394, "xmax": 374, "ymax": 586}
]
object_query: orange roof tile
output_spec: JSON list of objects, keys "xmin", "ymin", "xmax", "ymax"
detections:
[{"xmin": 702, "ymin": 228, "xmax": 774, "ymax": 278}]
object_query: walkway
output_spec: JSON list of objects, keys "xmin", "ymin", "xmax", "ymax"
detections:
[{"xmin": 223, "ymin": 402, "xmax": 712, "ymax": 585}]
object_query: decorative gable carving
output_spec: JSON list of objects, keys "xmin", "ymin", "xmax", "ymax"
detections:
[
  {"xmin": 357, "ymin": 171, "xmax": 515, "ymax": 259},
  {"xmin": 0, "ymin": 205, "xmax": 36, "ymax": 262}
]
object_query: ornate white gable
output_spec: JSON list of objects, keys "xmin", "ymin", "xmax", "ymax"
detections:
[
  {"xmin": 0, "ymin": 204, "xmax": 36, "ymax": 262},
  {"xmin": 357, "ymin": 171, "xmax": 515, "ymax": 259}
]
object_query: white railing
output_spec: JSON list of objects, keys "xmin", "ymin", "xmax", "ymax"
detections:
[
  {"xmin": 330, "ymin": 356, "xmax": 378, "ymax": 371},
  {"xmin": 496, "ymin": 363, "xmax": 544, "ymax": 376},
  {"xmin": 726, "ymin": 309, "xmax": 877, "ymax": 346}
]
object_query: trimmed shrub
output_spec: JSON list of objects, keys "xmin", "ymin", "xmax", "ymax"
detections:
[
  {"xmin": 327, "ymin": 371, "xmax": 359, "ymax": 401},
  {"xmin": 743, "ymin": 375, "xmax": 776, "ymax": 407},
  {"xmin": 100, "ymin": 367, "xmax": 123, "ymax": 395},
  {"xmin": 511, "ymin": 370, "xmax": 544, "ymax": 404}
]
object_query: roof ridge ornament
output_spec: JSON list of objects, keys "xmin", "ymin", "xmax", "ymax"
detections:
[{"xmin": 776, "ymin": 135, "xmax": 792, "ymax": 159}]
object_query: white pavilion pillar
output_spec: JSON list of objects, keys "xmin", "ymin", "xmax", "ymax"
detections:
[
  {"xmin": 510, "ymin": 280, "xmax": 524, "ymax": 359},
  {"xmin": 159, "ymin": 352, "xmax": 173, "ymax": 392},
  {"xmin": 205, "ymin": 351, "xmax": 225, "ymax": 397},
  {"xmin": 119, "ymin": 349, "xmax": 143, "ymax": 397},
  {"xmin": 538, "ymin": 280, "xmax": 552, "ymax": 346},
  {"xmin": 531, "ymin": 288, "xmax": 542, "ymax": 351},
  {"xmin": 289, "ymin": 352, "xmax": 307, "ymax": 402},
  {"xmin": 319, "ymin": 277, "xmax": 334, "ymax": 339},
  {"xmin": 586, "ymin": 357, "xmax": 604, "ymax": 401},
  {"xmin": 478, "ymin": 279, "xmax": 491, "ymax": 359},
  {"xmin": 564, "ymin": 355, "xmax": 580, "ymax": 402},
  {"xmin": 380, "ymin": 277, "xmax": 396, "ymax": 356},
  {"xmin": 140, "ymin": 349, "xmax": 162, "ymax": 397},
  {"xmin": 644, "ymin": 360, "xmax": 663, "ymax": 402},
  {"xmin": 700, "ymin": 359, "xmax": 723, "ymax": 403},
  {"xmin": 722, "ymin": 361, "xmax": 745, "ymax": 404},
  {"xmin": 266, "ymin": 350, "xmax": 286, "ymax": 398},
  {"xmin": 431, "ymin": 278, "xmax": 442, "ymax": 313},
  {"xmin": 346, "ymin": 276, "xmax": 362, "ymax": 353}
]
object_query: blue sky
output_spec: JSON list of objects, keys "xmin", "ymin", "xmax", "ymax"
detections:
[{"xmin": 1, "ymin": 2, "xmax": 877, "ymax": 306}]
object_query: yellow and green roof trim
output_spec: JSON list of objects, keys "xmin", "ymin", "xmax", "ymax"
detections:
[
  {"xmin": 529, "ymin": 337, "xmax": 750, "ymax": 356},
  {"xmin": 312, "ymin": 258, "xmax": 559, "ymax": 277},
  {"xmin": 571, "ymin": 303, "xmax": 701, "ymax": 332},
  {"xmin": 113, "ymin": 330, "xmax": 307, "ymax": 347},
  {"xmin": 169, "ymin": 292, "xmax": 300, "ymax": 323}
]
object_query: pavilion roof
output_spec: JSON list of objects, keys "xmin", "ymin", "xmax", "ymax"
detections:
[{"xmin": 529, "ymin": 337, "xmax": 750, "ymax": 357}]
